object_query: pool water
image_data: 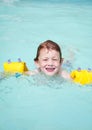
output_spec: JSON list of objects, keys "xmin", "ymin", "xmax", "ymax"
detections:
[{"xmin": 0, "ymin": 0, "xmax": 92, "ymax": 130}]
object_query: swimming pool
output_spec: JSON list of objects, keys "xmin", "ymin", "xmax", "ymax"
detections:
[{"xmin": 0, "ymin": 0, "xmax": 92, "ymax": 130}]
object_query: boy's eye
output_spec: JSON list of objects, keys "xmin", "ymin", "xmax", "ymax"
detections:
[
  {"xmin": 52, "ymin": 59, "xmax": 58, "ymax": 61},
  {"xmin": 43, "ymin": 59, "xmax": 48, "ymax": 61}
]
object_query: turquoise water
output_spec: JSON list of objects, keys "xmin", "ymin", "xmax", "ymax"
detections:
[{"xmin": 0, "ymin": 0, "xmax": 92, "ymax": 130}]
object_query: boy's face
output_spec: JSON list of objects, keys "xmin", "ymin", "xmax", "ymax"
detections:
[{"xmin": 35, "ymin": 48, "xmax": 63, "ymax": 76}]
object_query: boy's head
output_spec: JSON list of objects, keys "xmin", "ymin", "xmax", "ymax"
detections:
[{"xmin": 34, "ymin": 40, "xmax": 63, "ymax": 76}]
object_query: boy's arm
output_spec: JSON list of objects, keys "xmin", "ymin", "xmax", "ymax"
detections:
[{"xmin": 25, "ymin": 69, "xmax": 39, "ymax": 76}]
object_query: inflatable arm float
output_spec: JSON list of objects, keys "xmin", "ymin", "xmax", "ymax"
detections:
[
  {"xmin": 71, "ymin": 68, "xmax": 92, "ymax": 85},
  {"xmin": 3, "ymin": 59, "xmax": 28, "ymax": 74}
]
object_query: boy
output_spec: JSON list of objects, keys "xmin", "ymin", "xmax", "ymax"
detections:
[{"xmin": 26, "ymin": 40, "xmax": 70, "ymax": 79}]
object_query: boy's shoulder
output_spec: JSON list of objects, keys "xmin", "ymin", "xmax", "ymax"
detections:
[{"xmin": 61, "ymin": 70, "xmax": 71, "ymax": 79}]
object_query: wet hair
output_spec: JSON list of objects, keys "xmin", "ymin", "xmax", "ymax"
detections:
[{"xmin": 34, "ymin": 40, "xmax": 62, "ymax": 62}]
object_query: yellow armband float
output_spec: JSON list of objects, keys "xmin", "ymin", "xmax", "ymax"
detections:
[
  {"xmin": 3, "ymin": 59, "xmax": 28, "ymax": 73},
  {"xmin": 70, "ymin": 68, "xmax": 92, "ymax": 85}
]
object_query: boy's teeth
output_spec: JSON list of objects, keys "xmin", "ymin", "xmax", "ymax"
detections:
[{"xmin": 46, "ymin": 68, "xmax": 55, "ymax": 72}]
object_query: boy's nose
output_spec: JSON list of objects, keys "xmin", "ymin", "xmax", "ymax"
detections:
[{"xmin": 48, "ymin": 59, "xmax": 53, "ymax": 65}]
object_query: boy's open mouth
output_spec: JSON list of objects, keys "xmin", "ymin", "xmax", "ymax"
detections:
[{"xmin": 45, "ymin": 67, "xmax": 55, "ymax": 72}]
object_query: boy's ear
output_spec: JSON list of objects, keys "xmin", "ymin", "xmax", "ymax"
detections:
[
  {"xmin": 34, "ymin": 60, "xmax": 40, "ymax": 68},
  {"xmin": 61, "ymin": 58, "xmax": 64, "ymax": 64}
]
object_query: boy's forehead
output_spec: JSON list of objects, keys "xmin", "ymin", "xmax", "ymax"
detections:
[
  {"xmin": 40, "ymin": 48, "xmax": 58, "ymax": 53},
  {"xmin": 39, "ymin": 48, "xmax": 60, "ymax": 56}
]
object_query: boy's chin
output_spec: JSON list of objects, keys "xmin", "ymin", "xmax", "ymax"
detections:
[
  {"xmin": 44, "ymin": 72, "xmax": 57, "ymax": 76},
  {"xmin": 41, "ymin": 69, "xmax": 59, "ymax": 76}
]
